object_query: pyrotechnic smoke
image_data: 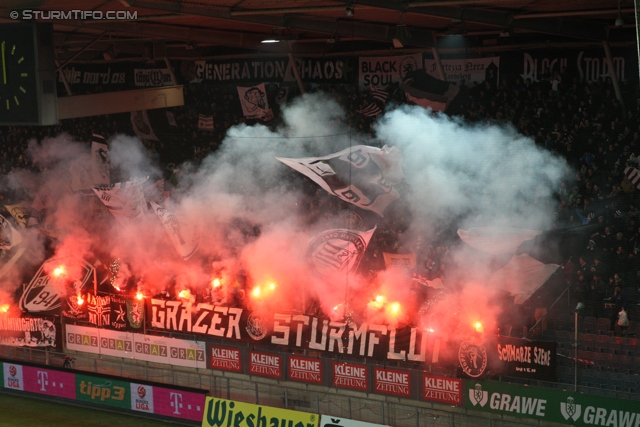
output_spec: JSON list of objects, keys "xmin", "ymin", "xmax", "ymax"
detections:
[{"xmin": 1, "ymin": 95, "xmax": 569, "ymax": 352}]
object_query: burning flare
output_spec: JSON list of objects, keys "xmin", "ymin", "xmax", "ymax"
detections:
[
  {"xmin": 0, "ymin": 304, "xmax": 9, "ymax": 313},
  {"xmin": 76, "ymin": 294, "xmax": 84, "ymax": 306},
  {"xmin": 53, "ymin": 266, "xmax": 66, "ymax": 277},
  {"xmin": 135, "ymin": 292, "xmax": 144, "ymax": 301}
]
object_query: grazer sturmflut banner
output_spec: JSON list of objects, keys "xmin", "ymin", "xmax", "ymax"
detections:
[{"xmin": 148, "ymin": 300, "xmax": 438, "ymax": 363}]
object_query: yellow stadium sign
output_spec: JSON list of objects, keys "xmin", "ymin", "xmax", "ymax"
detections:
[{"xmin": 202, "ymin": 397, "xmax": 319, "ymax": 427}]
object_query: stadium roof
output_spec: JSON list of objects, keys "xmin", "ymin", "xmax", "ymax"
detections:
[{"xmin": 0, "ymin": 0, "xmax": 637, "ymax": 62}]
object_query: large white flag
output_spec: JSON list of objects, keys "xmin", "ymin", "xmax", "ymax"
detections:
[
  {"xmin": 0, "ymin": 215, "xmax": 21, "ymax": 250},
  {"xmin": 69, "ymin": 153, "xmax": 93, "ymax": 192},
  {"xmin": 457, "ymin": 227, "xmax": 543, "ymax": 255},
  {"xmin": 237, "ymin": 84, "xmax": 274, "ymax": 121},
  {"xmin": 131, "ymin": 110, "xmax": 159, "ymax": 141},
  {"xmin": 150, "ymin": 202, "xmax": 199, "ymax": 260},
  {"xmin": 489, "ymin": 254, "xmax": 560, "ymax": 304},
  {"xmin": 5, "ymin": 203, "xmax": 33, "ymax": 229},
  {"xmin": 278, "ymin": 145, "xmax": 404, "ymax": 217},
  {"xmin": 91, "ymin": 134, "xmax": 110, "ymax": 186},
  {"xmin": 92, "ymin": 177, "xmax": 148, "ymax": 226},
  {"xmin": 308, "ymin": 227, "xmax": 376, "ymax": 277}
]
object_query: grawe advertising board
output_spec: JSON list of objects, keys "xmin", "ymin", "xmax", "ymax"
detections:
[
  {"xmin": 202, "ymin": 397, "xmax": 319, "ymax": 427},
  {"xmin": 65, "ymin": 324, "xmax": 206, "ymax": 368},
  {"xmin": 465, "ymin": 379, "xmax": 640, "ymax": 427}
]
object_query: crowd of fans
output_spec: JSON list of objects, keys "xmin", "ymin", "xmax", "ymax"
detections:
[{"xmin": 1, "ymin": 68, "xmax": 639, "ymax": 331}]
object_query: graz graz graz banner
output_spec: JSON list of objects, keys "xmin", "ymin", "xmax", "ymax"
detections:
[
  {"xmin": 192, "ymin": 57, "xmax": 357, "ymax": 84},
  {"xmin": 148, "ymin": 299, "xmax": 436, "ymax": 363},
  {"xmin": 465, "ymin": 379, "xmax": 640, "ymax": 427}
]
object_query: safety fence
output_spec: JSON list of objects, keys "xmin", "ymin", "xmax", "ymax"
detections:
[{"xmin": 0, "ymin": 344, "xmax": 578, "ymax": 427}]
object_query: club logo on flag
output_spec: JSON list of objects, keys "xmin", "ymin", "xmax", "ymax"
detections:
[
  {"xmin": 126, "ymin": 299, "xmax": 144, "ymax": 329},
  {"xmin": 308, "ymin": 228, "xmax": 375, "ymax": 276},
  {"xmin": 0, "ymin": 215, "xmax": 21, "ymax": 250},
  {"xmin": 245, "ymin": 312, "xmax": 268, "ymax": 341},
  {"xmin": 560, "ymin": 396, "xmax": 581, "ymax": 421},
  {"xmin": 458, "ymin": 341, "xmax": 487, "ymax": 378},
  {"xmin": 469, "ymin": 383, "xmax": 488, "ymax": 407}
]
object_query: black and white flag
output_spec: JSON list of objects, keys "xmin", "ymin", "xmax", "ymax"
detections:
[
  {"xmin": 624, "ymin": 166, "xmax": 640, "ymax": 189},
  {"xmin": 277, "ymin": 145, "xmax": 404, "ymax": 217},
  {"xmin": 150, "ymin": 202, "xmax": 199, "ymax": 260},
  {"xmin": 93, "ymin": 177, "xmax": 148, "ymax": 226},
  {"xmin": 91, "ymin": 134, "xmax": 110, "ymax": 186},
  {"xmin": 356, "ymin": 102, "xmax": 382, "ymax": 118},
  {"xmin": 0, "ymin": 215, "xmax": 21, "ymax": 250},
  {"xmin": 371, "ymin": 85, "xmax": 388, "ymax": 104},
  {"xmin": 131, "ymin": 110, "xmax": 159, "ymax": 141},
  {"xmin": 166, "ymin": 111, "xmax": 178, "ymax": 127},
  {"xmin": 308, "ymin": 227, "xmax": 376, "ymax": 277}
]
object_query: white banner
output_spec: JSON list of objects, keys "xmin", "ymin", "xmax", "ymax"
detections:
[
  {"xmin": 131, "ymin": 382, "xmax": 154, "ymax": 413},
  {"xmin": 131, "ymin": 110, "xmax": 159, "ymax": 141},
  {"xmin": 277, "ymin": 145, "xmax": 404, "ymax": 217},
  {"xmin": 92, "ymin": 177, "xmax": 148, "ymax": 226},
  {"xmin": 423, "ymin": 57, "xmax": 500, "ymax": 87},
  {"xmin": 133, "ymin": 68, "xmax": 174, "ymax": 87},
  {"xmin": 197, "ymin": 114, "xmax": 214, "ymax": 131},
  {"xmin": 65, "ymin": 324, "xmax": 207, "ymax": 369},
  {"xmin": 359, "ymin": 54, "xmax": 422, "ymax": 88}
]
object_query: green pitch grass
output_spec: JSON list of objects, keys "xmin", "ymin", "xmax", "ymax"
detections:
[{"xmin": 0, "ymin": 392, "xmax": 186, "ymax": 426}]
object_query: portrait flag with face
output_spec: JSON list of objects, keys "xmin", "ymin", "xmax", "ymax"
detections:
[
  {"xmin": 277, "ymin": 145, "xmax": 404, "ymax": 217},
  {"xmin": 237, "ymin": 83, "xmax": 273, "ymax": 121}
]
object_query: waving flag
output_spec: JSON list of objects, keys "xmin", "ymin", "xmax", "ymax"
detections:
[
  {"xmin": 356, "ymin": 102, "xmax": 382, "ymax": 118},
  {"xmin": 401, "ymin": 68, "xmax": 468, "ymax": 113},
  {"xmin": 624, "ymin": 166, "xmax": 640, "ymax": 189},
  {"xmin": 150, "ymin": 202, "xmax": 199, "ymax": 260},
  {"xmin": 371, "ymin": 85, "xmax": 388, "ymax": 104},
  {"xmin": 0, "ymin": 215, "xmax": 21, "ymax": 250},
  {"xmin": 308, "ymin": 227, "xmax": 376, "ymax": 277},
  {"xmin": 91, "ymin": 134, "xmax": 110, "ymax": 186},
  {"xmin": 92, "ymin": 177, "xmax": 148, "ymax": 226},
  {"xmin": 237, "ymin": 84, "xmax": 274, "ymax": 121},
  {"xmin": 277, "ymin": 145, "xmax": 403, "ymax": 217}
]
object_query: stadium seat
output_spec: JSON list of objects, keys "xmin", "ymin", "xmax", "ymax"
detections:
[
  {"xmin": 581, "ymin": 375, "xmax": 595, "ymax": 387},
  {"xmin": 583, "ymin": 316, "xmax": 596, "ymax": 333},
  {"xmin": 622, "ymin": 362, "xmax": 637, "ymax": 375},
  {"xmin": 596, "ymin": 318, "xmax": 611, "ymax": 335},
  {"xmin": 594, "ymin": 335, "xmax": 611, "ymax": 353}
]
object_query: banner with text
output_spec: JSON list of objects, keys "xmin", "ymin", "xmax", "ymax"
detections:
[
  {"xmin": 65, "ymin": 324, "xmax": 206, "ymax": 369},
  {"xmin": 192, "ymin": 57, "xmax": 356, "ymax": 84},
  {"xmin": 494, "ymin": 337, "xmax": 556, "ymax": 381},
  {"xmin": 359, "ymin": 54, "xmax": 423, "ymax": 88},
  {"xmin": 423, "ymin": 57, "xmax": 499, "ymax": 87},
  {"xmin": 465, "ymin": 379, "xmax": 640, "ymax": 426},
  {"xmin": 148, "ymin": 300, "xmax": 437, "ymax": 363},
  {"xmin": 202, "ymin": 397, "xmax": 319, "ymax": 427}
]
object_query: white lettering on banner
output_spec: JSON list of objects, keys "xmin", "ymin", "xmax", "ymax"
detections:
[
  {"xmin": 359, "ymin": 54, "xmax": 422, "ymax": 88},
  {"xmin": 425, "ymin": 377, "xmax": 459, "ymax": 391},
  {"xmin": 194, "ymin": 59, "xmax": 344, "ymax": 82},
  {"xmin": 58, "ymin": 67, "xmax": 126, "ymax": 85},
  {"xmin": 424, "ymin": 57, "xmax": 499, "ymax": 86},
  {"xmin": 488, "ymin": 393, "xmax": 547, "ymax": 417},
  {"xmin": 150, "ymin": 300, "xmax": 242, "ymax": 339},
  {"xmin": 521, "ymin": 51, "xmax": 626, "ymax": 83},
  {"xmin": 375, "ymin": 369, "xmax": 410, "ymax": 395}
]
